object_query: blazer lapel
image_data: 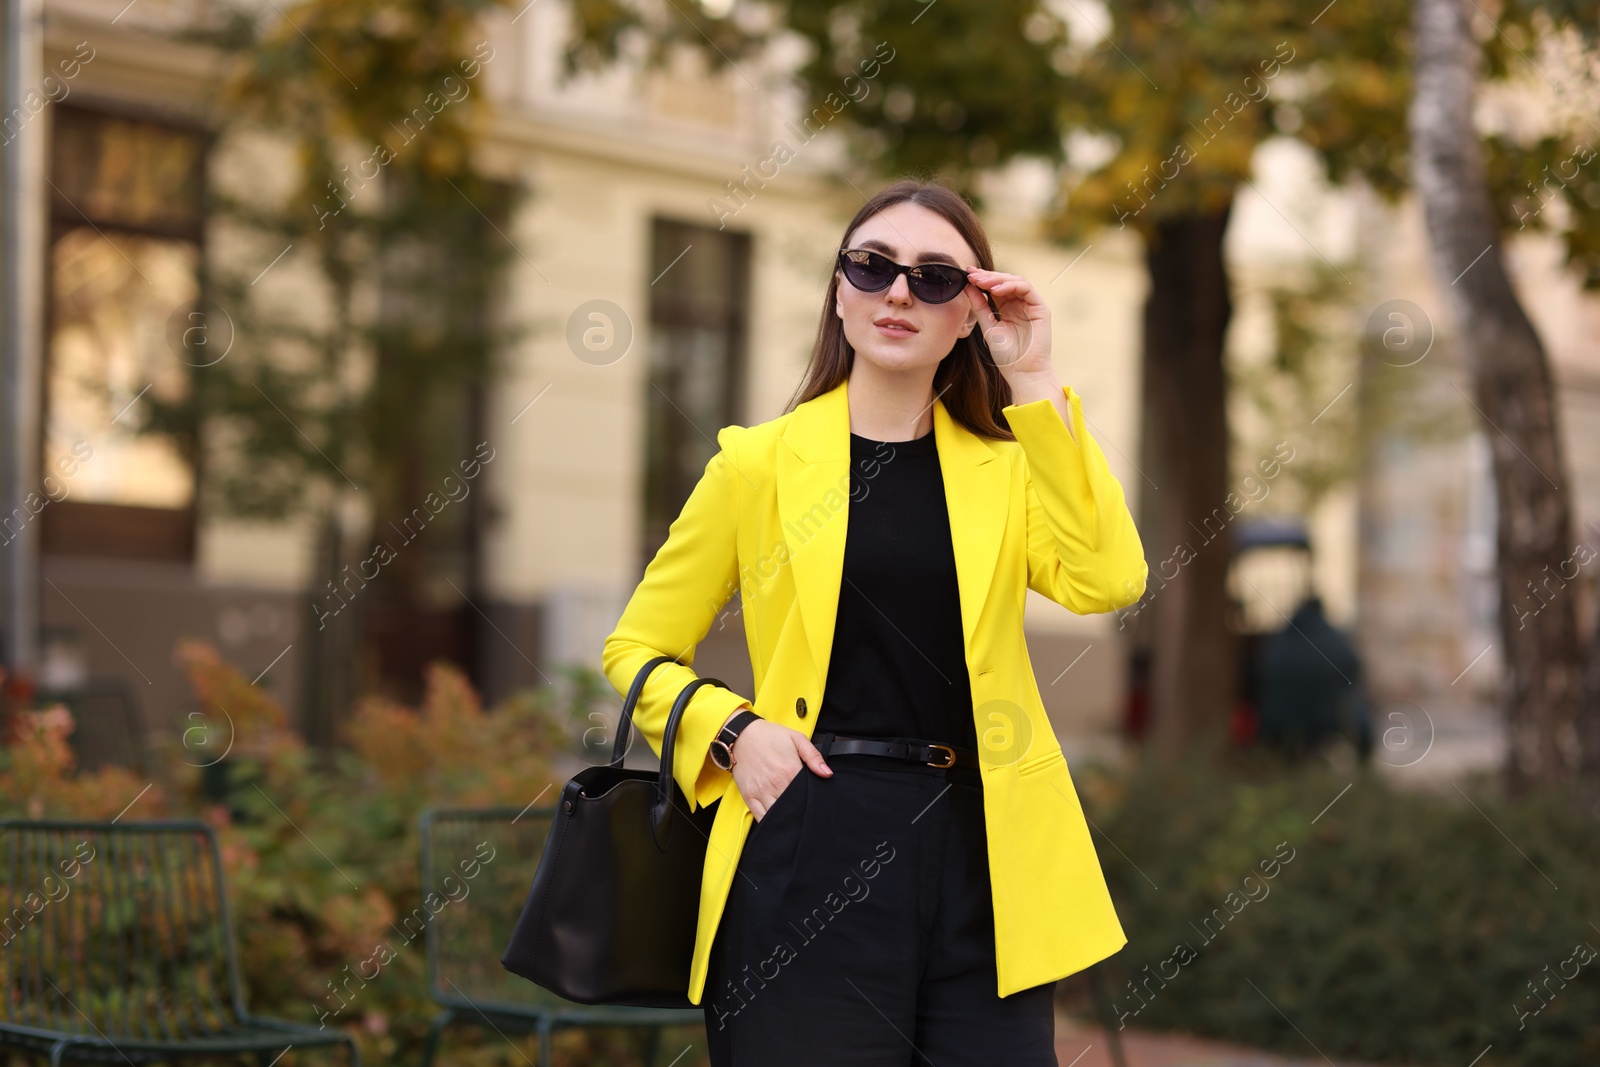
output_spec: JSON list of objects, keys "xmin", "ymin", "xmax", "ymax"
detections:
[
  {"xmin": 935, "ymin": 389, "xmax": 1010, "ymax": 656},
  {"xmin": 775, "ymin": 378, "xmax": 1010, "ymax": 695},
  {"xmin": 776, "ymin": 381, "xmax": 851, "ymax": 681}
]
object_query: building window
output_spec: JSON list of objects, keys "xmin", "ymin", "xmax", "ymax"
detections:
[
  {"xmin": 641, "ymin": 217, "xmax": 750, "ymax": 566},
  {"xmin": 42, "ymin": 105, "xmax": 207, "ymax": 560}
]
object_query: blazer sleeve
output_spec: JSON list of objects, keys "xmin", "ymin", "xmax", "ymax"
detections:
[
  {"xmin": 1002, "ymin": 384, "xmax": 1149, "ymax": 615},
  {"xmin": 600, "ymin": 425, "xmax": 754, "ymax": 812}
]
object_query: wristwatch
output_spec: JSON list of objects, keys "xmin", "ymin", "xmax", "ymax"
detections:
[{"xmin": 709, "ymin": 709, "xmax": 761, "ymax": 770}]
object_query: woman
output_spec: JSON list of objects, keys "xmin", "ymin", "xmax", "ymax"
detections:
[{"xmin": 601, "ymin": 177, "xmax": 1147, "ymax": 1065}]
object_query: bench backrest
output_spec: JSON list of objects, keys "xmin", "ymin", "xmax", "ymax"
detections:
[
  {"xmin": 0, "ymin": 819, "xmax": 247, "ymax": 1040},
  {"xmin": 417, "ymin": 807, "xmax": 570, "ymax": 1014}
]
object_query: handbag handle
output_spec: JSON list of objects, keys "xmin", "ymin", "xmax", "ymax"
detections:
[
  {"xmin": 609, "ymin": 654, "xmax": 682, "ymax": 768},
  {"xmin": 652, "ymin": 675, "xmax": 730, "ymax": 848}
]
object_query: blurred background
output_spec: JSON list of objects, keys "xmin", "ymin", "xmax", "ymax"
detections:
[{"xmin": 1, "ymin": 0, "xmax": 1598, "ymax": 1064}]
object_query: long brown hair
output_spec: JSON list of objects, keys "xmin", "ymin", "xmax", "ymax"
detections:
[{"xmin": 782, "ymin": 178, "xmax": 1017, "ymax": 441}]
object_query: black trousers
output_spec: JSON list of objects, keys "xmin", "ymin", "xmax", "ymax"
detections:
[{"xmin": 702, "ymin": 739, "xmax": 1058, "ymax": 1066}]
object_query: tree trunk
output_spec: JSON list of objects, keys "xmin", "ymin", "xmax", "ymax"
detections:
[
  {"xmin": 1410, "ymin": 0, "xmax": 1583, "ymax": 794},
  {"xmin": 1140, "ymin": 207, "xmax": 1238, "ymax": 762},
  {"xmin": 302, "ymin": 510, "xmax": 364, "ymax": 758},
  {"xmin": 1583, "ymin": 598, "xmax": 1600, "ymax": 782}
]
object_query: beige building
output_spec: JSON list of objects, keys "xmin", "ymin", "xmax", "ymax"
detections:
[
  {"xmin": 20, "ymin": 0, "xmax": 1144, "ymax": 763},
  {"xmin": 12, "ymin": 0, "xmax": 1597, "ymax": 775}
]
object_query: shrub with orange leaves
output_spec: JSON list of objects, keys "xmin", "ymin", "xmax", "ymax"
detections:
[
  {"xmin": 167, "ymin": 643, "xmax": 591, "ymax": 1064},
  {"xmin": 0, "ymin": 699, "xmax": 161, "ymax": 820},
  {"xmin": 173, "ymin": 638, "xmax": 301, "ymax": 761},
  {"xmin": 342, "ymin": 660, "xmax": 569, "ymax": 810},
  {"xmin": 0, "ymin": 642, "xmax": 663, "ymax": 1065}
]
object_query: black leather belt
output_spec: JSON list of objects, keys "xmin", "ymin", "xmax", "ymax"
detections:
[{"xmin": 814, "ymin": 732, "xmax": 981, "ymax": 770}]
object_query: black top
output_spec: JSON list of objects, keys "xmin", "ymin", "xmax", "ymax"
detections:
[{"xmin": 813, "ymin": 428, "xmax": 977, "ymax": 751}]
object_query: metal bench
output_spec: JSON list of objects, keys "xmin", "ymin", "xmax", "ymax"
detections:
[
  {"xmin": 0, "ymin": 819, "xmax": 360, "ymax": 1066},
  {"xmin": 418, "ymin": 807, "xmax": 702, "ymax": 1067}
]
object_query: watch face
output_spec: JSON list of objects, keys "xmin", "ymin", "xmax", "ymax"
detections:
[{"xmin": 710, "ymin": 740, "xmax": 733, "ymax": 770}]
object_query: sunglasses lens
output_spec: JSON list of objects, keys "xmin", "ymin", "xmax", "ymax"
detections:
[
  {"xmin": 909, "ymin": 265, "xmax": 968, "ymax": 303},
  {"xmin": 841, "ymin": 250, "xmax": 896, "ymax": 291}
]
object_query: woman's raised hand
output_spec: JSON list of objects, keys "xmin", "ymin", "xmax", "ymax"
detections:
[{"xmin": 964, "ymin": 267, "xmax": 1054, "ymax": 383}]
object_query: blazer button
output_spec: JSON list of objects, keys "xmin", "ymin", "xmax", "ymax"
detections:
[{"xmin": 795, "ymin": 696, "xmax": 808, "ymax": 718}]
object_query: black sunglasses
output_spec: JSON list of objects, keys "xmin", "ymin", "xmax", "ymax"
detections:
[{"xmin": 837, "ymin": 248, "xmax": 972, "ymax": 305}]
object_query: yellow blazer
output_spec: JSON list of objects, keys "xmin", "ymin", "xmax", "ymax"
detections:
[{"xmin": 602, "ymin": 376, "xmax": 1148, "ymax": 1004}]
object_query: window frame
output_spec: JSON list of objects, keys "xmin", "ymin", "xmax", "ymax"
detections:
[{"xmin": 40, "ymin": 100, "xmax": 214, "ymax": 562}]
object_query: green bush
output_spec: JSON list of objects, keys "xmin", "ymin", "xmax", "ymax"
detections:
[
  {"xmin": 0, "ymin": 644, "xmax": 705, "ymax": 1067},
  {"xmin": 1081, "ymin": 754, "xmax": 1600, "ymax": 1067}
]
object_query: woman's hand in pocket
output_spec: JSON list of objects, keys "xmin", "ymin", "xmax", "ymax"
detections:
[{"xmin": 731, "ymin": 719, "xmax": 832, "ymax": 820}]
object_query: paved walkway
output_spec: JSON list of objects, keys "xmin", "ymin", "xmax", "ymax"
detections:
[{"xmin": 1056, "ymin": 1015, "xmax": 1381, "ymax": 1067}]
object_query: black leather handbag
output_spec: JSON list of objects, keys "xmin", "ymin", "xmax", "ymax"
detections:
[{"xmin": 500, "ymin": 654, "xmax": 727, "ymax": 1007}]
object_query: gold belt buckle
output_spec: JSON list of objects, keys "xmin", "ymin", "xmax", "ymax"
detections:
[{"xmin": 925, "ymin": 743, "xmax": 956, "ymax": 769}]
